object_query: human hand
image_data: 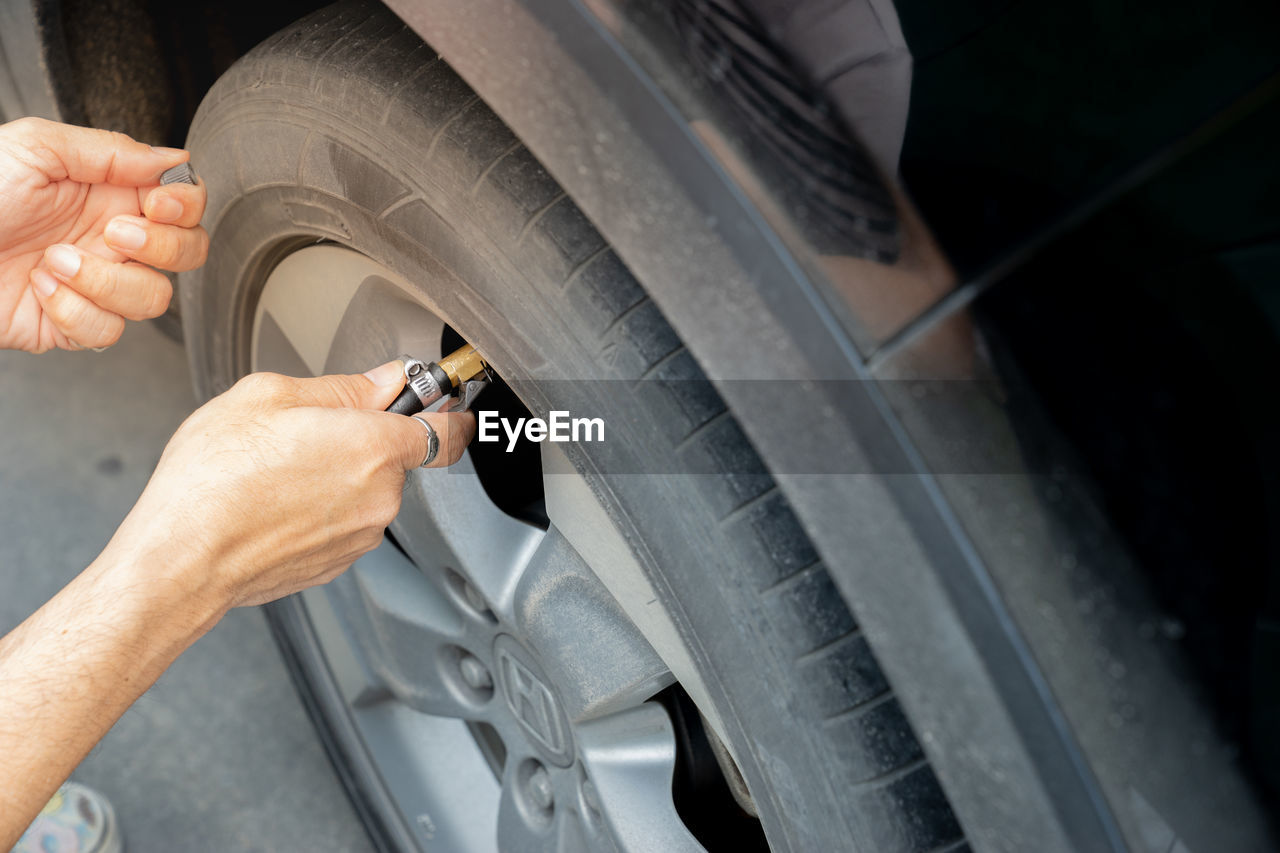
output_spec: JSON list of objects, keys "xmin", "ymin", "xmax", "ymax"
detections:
[
  {"xmin": 0, "ymin": 117, "xmax": 208, "ymax": 353},
  {"xmin": 105, "ymin": 362, "xmax": 477, "ymax": 612}
]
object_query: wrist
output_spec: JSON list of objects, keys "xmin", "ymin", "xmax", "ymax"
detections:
[{"xmin": 88, "ymin": 529, "xmax": 229, "ymax": 655}]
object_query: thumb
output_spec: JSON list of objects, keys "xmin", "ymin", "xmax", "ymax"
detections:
[
  {"xmin": 288, "ymin": 360, "xmax": 407, "ymax": 410},
  {"xmin": 14, "ymin": 118, "xmax": 188, "ymax": 186}
]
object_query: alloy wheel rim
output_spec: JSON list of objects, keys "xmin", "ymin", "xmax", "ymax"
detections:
[{"xmin": 250, "ymin": 244, "xmax": 707, "ymax": 852}]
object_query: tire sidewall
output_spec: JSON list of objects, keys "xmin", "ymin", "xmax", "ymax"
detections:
[{"xmin": 182, "ymin": 36, "xmax": 889, "ymax": 853}]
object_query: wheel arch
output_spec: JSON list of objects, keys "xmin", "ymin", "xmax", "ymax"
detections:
[{"xmin": 0, "ymin": 0, "xmax": 331, "ymax": 142}]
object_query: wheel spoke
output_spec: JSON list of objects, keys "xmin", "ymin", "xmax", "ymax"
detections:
[
  {"xmin": 317, "ymin": 538, "xmax": 479, "ymax": 718},
  {"xmin": 510, "ymin": 524, "xmax": 673, "ymax": 723},
  {"xmin": 255, "ymin": 310, "xmax": 314, "ymax": 378},
  {"xmin": 252, "ymin": 245, "xmax": 442, "ymax": 376},
  {"xmin": 495, "ymin": 755, "xmax": 595, "ymax": 853},
  {"xmin": 554, "ymin": 807, "xmax": 594, "ymax": 853},
  {"xmin": 577, "ymin": 704, "xmax": 702, "ymax": 853},
  {"xmin": 394, "ymin": 451, "xmax": 545, "ymax": 625},
  {"xmin": 540, "ymin": 447, "xmax": 728, "ymax": 741},
  {"xmin": 495, "ymin": 770, "xmax": 553, "ymax": 853}
]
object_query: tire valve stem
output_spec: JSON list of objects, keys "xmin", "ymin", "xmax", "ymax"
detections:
[{"xmin": 385, "ymin": 343, "xmax": 490, "ymax": 416}]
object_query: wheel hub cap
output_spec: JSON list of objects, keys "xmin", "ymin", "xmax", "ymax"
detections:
[{"xmin": 494, "ymin": 634, "xmax": 575, "ymax": 766}]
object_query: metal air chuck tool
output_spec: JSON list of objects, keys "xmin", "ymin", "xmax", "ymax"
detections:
[{"xmin": 385, "ymin": 343, "xmax": 491, "ymax": 417}]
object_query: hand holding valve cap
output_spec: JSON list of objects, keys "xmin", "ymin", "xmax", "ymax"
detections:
[
  {"xmin": 61, "ymin": 161, "xmax": 197, "ymax": 352},
  {"xmin": 0, "ymin": 118, "xmax": 211, "ymax": 354}
]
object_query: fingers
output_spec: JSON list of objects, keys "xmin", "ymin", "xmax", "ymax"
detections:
[
  {"xmin": 389, "ymin": 410, "xmax": 477, "ymax": 470},
  {"xmin": 227, "ymin": 369, "xmax": 474, "ymax": 471},
  {"xmin": 30, "ymin": 268, "xmax": 126, "ymax": 349},
  {"xmin": 41, "ymin": 244, "xmax": 171, "ymax": 320},
  {"xmin": 106, "ymin": 177, "xmax": 209, "ymax": 274},
  {"xmin": 140, "ymin": 178, "xmax": 206, "ymax": 228},
  {"xmin": 273, "ymin": 361, "xmax": 408, "ymax": 411},
  {"xmin": 7, "ymin": 116, "xmax": 187, "ymax": 186},
  {"xmin": 104, "ymin": 214, "xmax": 209, "ymax": 272}
]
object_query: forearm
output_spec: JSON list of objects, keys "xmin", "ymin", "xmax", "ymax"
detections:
[
  {"xmin": 0, "ymin": 363, "xmax": 446, "ymax": 845},
  {"xmin": 0, "ymin": 543, "xmax": 224, "ymax": 847}
]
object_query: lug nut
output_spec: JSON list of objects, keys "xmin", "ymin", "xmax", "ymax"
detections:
[
  {"xmin": 463, "ymin": 581, "xmax": 489, "ymax": 614},
  {"xmin": 581, "ymin": 778, "xmax": 600, "ymax": 813},
  {"xmin": 459, "ymin": 653, "xmax": 492, "ymax": 691},
  {"xmin": 526, "ymin": 764, "xmax": 554, "ymax": 811}
]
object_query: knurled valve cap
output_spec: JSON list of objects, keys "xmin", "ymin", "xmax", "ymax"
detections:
[{"xmin": 160, "ymin": 162, "xmax": 197, "ymax": 186}]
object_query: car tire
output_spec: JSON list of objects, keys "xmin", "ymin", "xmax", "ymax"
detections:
[{"xmin": 178, "ymin": 2, "xmax": 964, "ymax": 850}]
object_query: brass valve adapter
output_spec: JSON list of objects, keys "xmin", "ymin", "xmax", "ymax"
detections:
[{"xmin": 385, "ymin": 343, "xmax": 490, "ymax": 416}]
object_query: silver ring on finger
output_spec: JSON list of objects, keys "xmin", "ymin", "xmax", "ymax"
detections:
[{"xmin": 411, "ymin": 415, "xmax": 440, "ymax": 467}]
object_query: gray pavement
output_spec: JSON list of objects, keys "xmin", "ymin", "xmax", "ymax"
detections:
[{"xmin": 0, "ymin": 322, "xmax": 373, "ymax": 852}]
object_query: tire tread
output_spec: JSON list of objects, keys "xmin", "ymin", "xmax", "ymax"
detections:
[{"xmin": 192, "ymin": 3, "xmax": 965, "ymax": 850}]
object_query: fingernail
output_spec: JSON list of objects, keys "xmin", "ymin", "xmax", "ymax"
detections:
[
  {"xmin": 149, "ymin": 194, "xmax": 183, "ymax": 222},
  {"xmin": 106, "ymin": 220, "xmax": 146, "ymax": 250},
  {"xmin": 32, "ymin": 269, "xmax": 57, "ymax": 298},
  {"xmin": 149, "ymin": 146, "xmax": 186, "ymax": 157},
  {"xmin": 46, "ymin": 244, "xmax": 81, "ymax": 279},
  {"xmin": 363, "ymin": 360, "xmax": 405, "ymax": 388}
]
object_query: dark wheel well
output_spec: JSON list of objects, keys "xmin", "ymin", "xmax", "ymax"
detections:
[{"xmin": 54, "ymin": 0, "xmax": 330, "ymax": 144}]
